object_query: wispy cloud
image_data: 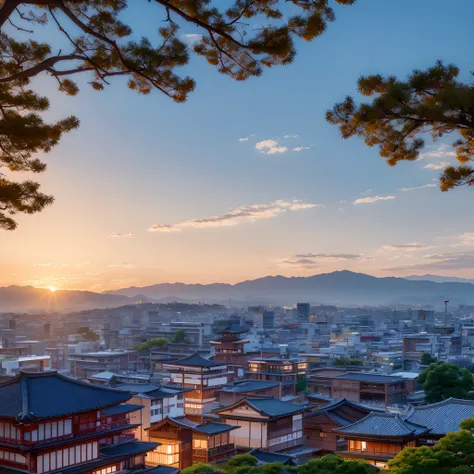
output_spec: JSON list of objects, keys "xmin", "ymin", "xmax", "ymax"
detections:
[
  {"xmin": 256, "ymin": 139, "xmax": 287, "ymax": 155},
  {"xmin": 398, "ymin": 184, "xmax": 436, "ymax": 192},
  {"xmin": 424, "ymin": 162, "xmax": 450, "ymax": 170},
  {"xmin": 382, "ymin": 243, "xmax": 431, "ymax": 251},
  {"xmin": 293, "ymin": 146, "xmax": 310, "ymax": 152},
  {"xmin": 360, "ymin": 189, "xmax": 372, "ymax": 195},
  {"xmin": 108, "ymin": 263, "xmax": 135, "ymax": 269},
  {"xmin": 148, "ymin": 224, "xmax": 182, "ymax": 233},
  {"xmin": 418, "ymin": 144, "xmax": 456, "ymax": 160},
  {"xmin": 386, "ymin": 252, "xmax": 474, "ymax": 272},
  {"xmin": 294, "ymin": 253, "xmax": 363, "ymax": 260},
  {"xmin": 183, "ymin": 33, "xmax": 203, "ymax": 45},
  {"xmin": 284, "ymin": 134, "xmax": 298, "ymax": 139},
  {"xmin": 354, "ymin": 195, "xmax": 396, "ymax": 205},
  {"xmin": 279, "ymin": 252, "xmax": 362, "ymax": 269},
  {"xmin": 110, "ymin": 232, "xmax": 134, "ymax": 238},
  {"xmin": 239, "ymin": 134, "xmax": 255, "ymax": 142},
  {"xmin": 148, "ymin": 200, "xmax": 319, "ymax": 232}
]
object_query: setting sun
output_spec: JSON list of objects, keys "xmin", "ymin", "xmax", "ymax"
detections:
[{"xmin": 49, "ymin": 286, "xmax": 57, "ymax": 293}]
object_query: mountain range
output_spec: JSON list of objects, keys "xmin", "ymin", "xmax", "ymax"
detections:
[{"xmin": 2, "ymin": 271, "xmax": 473, "ymax": 312}]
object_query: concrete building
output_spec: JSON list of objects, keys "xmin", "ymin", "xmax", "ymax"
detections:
[{"xmin": 297, "ymin": 303, "xmax": 311, "ymax": 324}]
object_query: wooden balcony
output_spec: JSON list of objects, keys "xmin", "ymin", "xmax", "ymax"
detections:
[{"xmin": 193, "ymin": 444, "xmax": 235, "ymax": 462}]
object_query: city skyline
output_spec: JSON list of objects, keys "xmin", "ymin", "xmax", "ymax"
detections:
[{"xmin": 2, "ymin": 0, "xmax": 474, "ymax": 291}]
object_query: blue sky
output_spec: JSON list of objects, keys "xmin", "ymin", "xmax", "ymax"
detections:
[{"xmin": 2, "ymin": 0, "xmax": 474, "ymax": 290}]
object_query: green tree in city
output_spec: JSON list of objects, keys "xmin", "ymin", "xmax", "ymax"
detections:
[
  {"xmin": 135, "ymin": 337, "xmax": 169, "ymax": 351},
  {"xmin": 296, "ymin": 376, "xmax": 308, "ymax": 393},
  {"xmin": 76, "ymin": 326, "xmax": 99, "ymax": 341},
  {"xmin": 0, "ymin": 0, "xmax": 355, "ymax": 230},
  {"xmin": 171, "ymin": 328, "xmax": 190, "ymax": 344},
  {"xmin": 418, "ymin": 362, "xmax": 474, "ymax": 403},
  {"xmin": 420, "ymin": 353, "xmax": 437, "ymax": 365},
  {"xmin": 327, "ymin": 61, "xmax": 474, "ymax": 192},
  {"xmin": 333, "ymin": 357, "xmax": 364, "ymax": 367},
  {"xmin": 296, "ymin": 454, "xmax": 372, "ymax": 474}
]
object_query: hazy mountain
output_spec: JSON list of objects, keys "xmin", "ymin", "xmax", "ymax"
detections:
[
  {"xmin": 405, "ymin": 274, "xmax": 474, "ymax": 284},
  {"xmin": 3, "ymin": 271, "xmax": 474, "ymax": 312},
  {"xmin": 105, "ymin": 270, "xmax": 474, "ymax": 307},
  {"xmin": 0, "ymin": 286, "xmax": 155, "ymax": 312}
]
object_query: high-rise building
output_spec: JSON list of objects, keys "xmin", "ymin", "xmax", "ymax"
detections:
[
  {"xmin": 297, "ymin": 303, "xmax": 311, "ymax": 324},
  {"xmin": 263, "ymin": 311, "xmax": 275, "ymax": 330}
]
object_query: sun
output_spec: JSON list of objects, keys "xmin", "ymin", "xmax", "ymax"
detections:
[{"xmin": 49, "ymin": 286, "xmax": 57, "ymax": 292}]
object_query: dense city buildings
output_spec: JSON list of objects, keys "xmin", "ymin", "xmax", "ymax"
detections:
[{"xmin": 0, "ymin": 298, "xmax": 473, "ymax": 471}]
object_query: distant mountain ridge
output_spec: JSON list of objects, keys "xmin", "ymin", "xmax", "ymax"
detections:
[
  {"xmin": 104, "ymin": 270, "xmax": 474, "ymax": 307},
  {"xmin": 2, "ymin": 271, "xmax": 474, "ymax": 312},
  {"xmin": 0, "ymin": 286, "xmax": 154, "ymax": 312},
  {"xmin": 405, "ymin": 274, "xmax": 474, "ymax": 284}
]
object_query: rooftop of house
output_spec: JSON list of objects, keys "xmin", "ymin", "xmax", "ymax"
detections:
[
  {"xmin": 334, "ymin": 412, "xmax": 429, "ymax": 438},
  {"xmin": 218, "ymin": 322, "xmax": 249, "ymax": 334},
  {"xmin": 248, "ymin": 449, "xmax": 296, "ymax": 465},
  {"xmin": 102, "ymin": 404, "xmax": 144, "ymax": 416},
  {"xmin": 305, "ymin": 398, "xmax": 378, "ymax": 426},
  {"xmin": 164, "ymin": 352, "xmax": 225, "ymax": 368},
  {"xmin": 405, "ymin": 397, "xmax": 474, "ymax": 436},
  {"xmin": 220, "ymin": 380, "xmax": 280, "ymax": 393},
  {"xmin": 333, "ymin": 372, "xmax": 405, "ymax": 384},
  {"xmin": 193, "ymin": 422, "xmax": 240, "ymax": 435},
  {"xmin": 0, "ymin": 371, "xmax": 132, "ymax": 421},
  {"xmin": 216, "ymin": 397, "xmax": 307, "ymax": 418}
]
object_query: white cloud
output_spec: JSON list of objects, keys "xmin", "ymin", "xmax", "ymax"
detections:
[
  {"xmin": 295, "ymin": 253, "xmax": 363, "ymax": 261},
  {"xmin": 284, "ymin": 134, "xmax": 298, "ymax": 139},
  {"xmin": 256, "ymin": 139, "xmax": 287, "ymax": 155},
  {"xmin": 398, "ymin": 184, "xmax": 436, "ymax": 192},
  {"xmin": 108, "ymin": 263, "xmax": 135, "ymax": 269},
  {"xmin": 360, "ymin": 189, "xmax": 372, "ymax": 195},
  {"xmin": 424, "ymin": 162, "xmax": 450, "ymax": 170},
  {"xmin": 239, "ymin": 137, "xmax": 249, "ymax": 142},
  {"xmin": 183, "ymin": 33, "xmax": 203, "ymax": 45},
  {"xmin": 418, "ymin": 144, "xmax": 456, "ymax": 160},
  {"xmin": 293, "ymin": 146, "xmax": 310, "ymax": 152},
  {"xmin": 148, "ymin": 224, "xmax": 182, "ymax": 233},
  {"xmin": 110, "ymin": 232, "xmax": 134, "ymax": 238},
  {"xmin": 354, "ymin": 195, "xmax": 396, "ymax": 205},
  {"xmin": 382, "ymin": 243, "xmax": 432, "ymax": 252},
  {"xmin": 148, "ymin": 200, "xmax": 319, "ymax": 232}
]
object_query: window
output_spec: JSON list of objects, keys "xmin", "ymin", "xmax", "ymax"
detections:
[{"xmin": 361, "ymin": 441, "xmax": 367, "ymax": 451}]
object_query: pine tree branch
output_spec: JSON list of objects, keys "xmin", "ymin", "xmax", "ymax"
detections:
[
  {"xmin": 0, "ymin": 54, "xmax": 85, "ymax": 83},
  {"xmin": 154, "ymin": 0, "xmax": 249, "ymax": 50},
  {"xmin": 0, "ymin": 0, "xmax": 20, "ymax": 28}
]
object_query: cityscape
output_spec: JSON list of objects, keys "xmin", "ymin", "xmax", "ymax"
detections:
[{"xmin": 1, "ymin": 0, "xmax": 474, "ymax": 474}]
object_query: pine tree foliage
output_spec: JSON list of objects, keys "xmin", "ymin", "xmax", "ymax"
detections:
[
  {"xmin": 0, "ymin": 0, "xmax": 354, "ymax": 230},
  {"xmin": 326, "ymin": 61, "xmax": 474, "ymax": 192}
]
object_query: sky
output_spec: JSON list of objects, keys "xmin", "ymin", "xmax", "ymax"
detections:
[{"xmin": 2, "ymin": 0, "xmax": 474, "ymax": 292}]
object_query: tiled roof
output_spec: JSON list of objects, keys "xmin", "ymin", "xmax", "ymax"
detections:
[
  {"xmin": 101, "ymin": 441, "xmax": 159, "ymax": 457},
  {"xmin": 102, "ymin": 404, "xmax": 143, "ymax": 416},
  {"xmin": 0, "ymin": 371, "xmax": 131, "ymax": 421},
  {"xmin": 219, "ymin": 323, "xmax": 248, "ymax": 334},
  {"xmin": 405, "ymin": 398, "xmax": 474, "ymax": 436},
  {"xmin": 168, "ymin": 416, "xmax": 198, "ymax": 428},
  {"xmin": 193, "ymin": 422, "xmax": 239, "ymax": 434},
  {"xmin": 220, "ymin": 380, "xmax": 280, "ymax": 393},
  {"xmin": 165, "ymin": 352, "xmax": 224, "ymax": 367},
  {"xmin": 333, "ymin": 372, "xmax": 405, "ymax": 383},
  {"xmin": 334, "ymin": 412, "xmax": 429, "ymax": 437},
  {"xmin": 246, "ymin": 398, "xmax": 306, "ymax": 417},
  {"xmin": 144, "ymin": 467, "xmax": 180, "ymax": 474},
  {"xmin": 136, "ymin": 387, "xmax": 177, "ymax": 400},
  {"xmin": 249, "ymin": 449, "xmax": 295, "ymax": 465}
]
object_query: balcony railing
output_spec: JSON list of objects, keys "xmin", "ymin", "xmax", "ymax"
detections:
[
  {"xmin": 193, "ymin": 444, "xmax": 235, "ymax": 460},
  {"xmin": 268, "ymin": 437, "xmax": 304, "ymax": 453}
]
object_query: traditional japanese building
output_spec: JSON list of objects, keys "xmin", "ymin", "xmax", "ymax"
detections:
[
  {"xmin": 245, "ymin": 357, "xmax": 308, "ymax": 397},
  {"xmin": 304, "ymin": 399, "xmax": 375, "ymax": 452},
  {"xmin": 214, "ymin": 398, "xmax": 306, "ymax": 452},
  {"xmin": 218, "ymin": 380, "xmax": 281, "ymax": 407},
  {"xmin": 403, "ymin": 397, "xmax": 474, "ymax": 444},
  {"xmin": 145, "ymin": 416, "xmax": 237, "ymax": 469},
  {"xmin": 0, "ymin": 371, "xmax": 158, "ymax": 474},
  {"xmin": 333, "ymin": 412, "xmax": 429, "ymax": 469},
  {"xmin": 162, "ymin": 353, "xmax": 228, "ymax": 421},
  {"xmin": 210, "ymin": 323, "xmax": 254, "ymax": 378}
]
